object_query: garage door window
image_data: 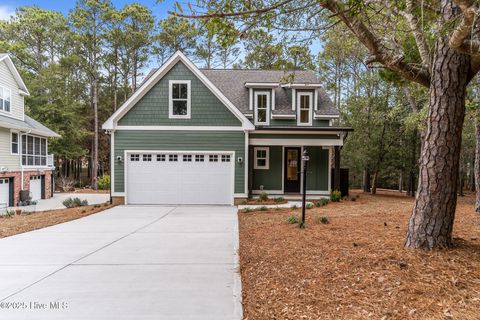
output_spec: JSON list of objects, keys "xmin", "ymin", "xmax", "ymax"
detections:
[
  {"xmin": 157, "ymin": 154, "xmax": 166, "ymax": 161},
  {"xmin": 169, "ymin": 154, "xmax": 178, "ymax": 162},
  {"xmin": 143, "ymin": 154, "xmax": 152, "ymax": 161},
  {"xmin": 221, "ymin": 155, "xmax": 231, "ymax": 162},
  {"xmin": 130, "ymin": 154, "xmax": 140, "ymax": 161},
  {"xmin": 183, "ymin": 155, "xmax": 192, "ymax": 162},
  {"xmin": 209, "ymin": 155, "xmax": 218, "ymax": 162},
  {"xmin": 195, "ymin": 155, "xmax": 204, "ymax": 162}
]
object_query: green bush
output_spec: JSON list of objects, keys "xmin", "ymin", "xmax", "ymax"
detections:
[
  {"xmin": 97, "ymin": 175, "xmax": 111, "ymax": 190},
  {"xmin": 291, "ymin": 204, "xmax": 298, "ymax": 209},
  {"xmin": 259, "ymin": 206, "xmax": 268, "ymax": 211},
  {"xmin": 240, "ymin": 199, "xmax": 248, "ymax": 205},
  {"xmin": 242, "ymin": 208, "xmax": 252, "ymax": 213},
  {"xmin": 318, "ymin": 216, "xmax": 330, "ymax": 224},
  {"xmin": 274, "ymin": 197, "xmax": 285, "ymax": 203},
  {"xmin": 63, "ymin": 197, "xmax": 89, "ymax": 208},
  {"xmin": 259, "ymin": 192, "xmax": 269, "ymax": 201},
  {"xmin": 3, "ymin": 209, "xmax": 15, "ymax": 218},
  {"xmin": 306, "ymin": 203, "xmax": 314, "ymax": 209},
  {"xmin": 330, "ymin": 190, "xmax": 342, "ymax": 202},
  {"xmin": 286, "ymin": 215, "xmax": 299, "ymax": 224}
]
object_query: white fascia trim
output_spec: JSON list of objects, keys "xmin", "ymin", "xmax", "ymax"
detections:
[
  {"xmin": 253, "ymin": 130, "xmax": 342, "ymax": 135},
  {"xmin": 314, "ymin": 114, "xmax": 341, "ymax": 119},
  {"xmin": 291, "ymin": 88, "xmax": 296, "ymax": 111},
  {"xmin": 314, "ymin": 90, "xmax": 318, "ymax": 111},
  {"xmin": 271, "ymin": 114, "xmax": 296, "ymax": 119},
  {"xmin": 111, "ymin": 192, "xmax": 125, "ymax": 197},
  {"xmin": 244, "ymin": 131, "xmax": 249, "ymax": 194},
  {"xmin": 249, "ymin": 138, "xmax": 343, "ymax": 146},
  {"xmin": 271, "ymin": 88, "xmax": 275, "ymax": 110},
  {"xmin": 234, "ymin": 193, "xmax": 248, "ymax": 198},
  {"xmin": 251, "ymin": 190, "xmax": 284, "ymax": 195},
  {"xmin": 115, "ymin": 125, "xmax": 245, "ymax": 131},
  {"xmin": 245, "ymin": 113, "xmax": 253, "ymax": 118},
  {"xmin": 281, "ymin": 83, "xmax": 323, "ymax": 88},
  {"xmin": 111, "ymin": 131, "xmax": 115, "ymax": 193},
  {"xmin": 0, "ymin": 55, "xmax": 30, "ymax": 96},
  {"xmin": 103, "ymin": 51, "xmax": 254, "ymax": 131},
  {"xmin": 245, "ymin": 82, "xmax": 279, "ymax": 88}
]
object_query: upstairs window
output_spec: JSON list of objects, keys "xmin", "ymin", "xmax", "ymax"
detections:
[
  {"xmin": 11, "ymin": 131, "xmax": 18, "ymax": 154},
  {"xmin": 0, "ymin": 86, "xmax": 11, "ymax": 112},
  {"xmin": 297, "ymin": 92, "xmax": 313, "ymax": 126},
  {"xmin": 169, "ymin": 80, "xmax": 191, "ymax": 119},
  {"xmin": 21, "ymin": 134, "xmax": 47, "ymax": 166},
  {"xmin": 254, "ymin": 91, "xmax": 270, "ymax": 125}
]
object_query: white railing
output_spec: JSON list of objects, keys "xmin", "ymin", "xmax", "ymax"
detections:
[{"xmin": 47, "ymin": 154, "xmax": 54, "ymax": 167}]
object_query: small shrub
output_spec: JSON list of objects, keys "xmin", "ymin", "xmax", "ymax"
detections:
[
  {"xmin": 259, "ymin": 206, "xmax": 268, "ymax": 211},
  {"xmin": 286, "ymin": 215, "xmax": 299, "ymax": 224},
  {"xmin": 242, "ymin": 208, "xmax": 252, "ymax": 213},
  {"xmin": 3, "ymin": 209, "xmax": 15, "ymax": 218},
  {"xmin": 97, "ymin": 175, "xmax": 111, "ymax": 190},
  {"xmin": 240, "ymin": 199, "xmax": 248, "ymax": 205},
  {"xmin": 81, "ymin": 210, "xmax": 86, "ymax": 213},
  {"xmin": 259, "ymin": 192, "xmax": 269, "ymax": 201},
  {"xmin": 350, "ymin": 196, "xmax": 357, "ymax": 202},
  {"xmin": 318, "ymin": 216, "xmax": 330, "ymax": 224},
  {"xmin": 94, "ymin": 204, "xmax": 101, "ymax": 208},
  {"xmin": 274, "ymin": 206, "xmax": 282, "ymax": 211},
  {"xmin": 63, "ymin": 197, "xmax": 89, "ymax": 208},
  {"xmin": 291, "ymin": 204, "xmax": 298, "ymax": 209},
  {"xmin": 274, "ymin": 197, "xmax": 285, "ymax": 203},
  {"xmin": 56, "ymin": 176, "xmax": 76, "ymax": 192},
  {"xmin": 330, "ymin": 190, "xmax": 342, "ymax": 202},
  {"xmin": 306, "ymin": 203, "xmax": 314, "ymax": 209}
]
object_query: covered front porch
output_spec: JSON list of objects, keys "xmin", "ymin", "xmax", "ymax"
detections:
[{"xmin": 247, "ymin": 127, "xmax": 352, "ymax": 200}]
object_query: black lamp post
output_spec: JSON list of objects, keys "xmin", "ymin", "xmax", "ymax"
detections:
[{"xmin": 300, "ymin": 149, "xmax": 309, "ymax": 229}]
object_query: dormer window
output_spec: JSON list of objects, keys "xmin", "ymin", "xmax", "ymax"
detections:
[
  {"xmin": 0, "ymin": 86, "xmax": 11, "ymax": 112},
  {"xmin": 169, "ymin": 80, "xmax": 191, "ymax": 119},
  {"xmin": 254, "ymin": 91, "xmax": 270, "ymax": 125},
  {"xmin": 297, "ymin": 91, "xmax": 313, "ymax": 126}
]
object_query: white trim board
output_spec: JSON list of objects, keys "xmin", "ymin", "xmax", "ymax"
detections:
[
  {"xmin": 115, "ymin": 125, "xmax": 245, "ymax": 131},
  {"xmin": 0, "ymin": 54, "xmax": 30, "ymax": 96},
  {"xmin": 103, "ymin": 51, "xmax": 254, "ymax": 131},
  {"xmin": 249, "ymin": 138, "xmax": 343, "ymax": 146}
]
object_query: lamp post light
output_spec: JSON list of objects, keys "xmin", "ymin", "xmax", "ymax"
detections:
[{"xmin": 300, "ymin": 149, "xmax": 309, "ymax": 229}]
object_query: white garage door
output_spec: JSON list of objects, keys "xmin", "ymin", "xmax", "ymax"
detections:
[
  {"xmin": 126, "ymin": 152, "xmax": 234, "ymax": 205},
  {"xmin": 0, "ymin": 178, "xmax": 9, "ymax": 209},
  {"xmin": 30, "ymin": 176, "xmax": 42, "ymax": 201}
]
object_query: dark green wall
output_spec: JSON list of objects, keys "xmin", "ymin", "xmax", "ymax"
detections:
[
  {"xmin": 114, "ymin": 130, "xmax": 245, "ymax": 193},
  {"xmin": 250, "ymin": 133, "xmax": 339, "ymax": 139},
  {"xmin": 119, "ymin": 61, "xmax": 242, "ymax": 126},
  {"xmin": 252, "ymin": 146, "xmax": 283, "ymax": 190},
  {"xmin": 251, "ymin": 145, "xmax": 330, "ymax": 192}
]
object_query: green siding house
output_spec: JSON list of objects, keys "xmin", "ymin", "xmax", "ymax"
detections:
[{"xmin": 103, "ymin": 51, "xmax": 351, "ymax": 205}]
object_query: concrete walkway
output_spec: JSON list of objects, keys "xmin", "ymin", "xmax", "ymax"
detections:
[
  {"xmin": 15, "ymin": 192, "xmax": 110, "ymax": 212},
  {"xmin": 0, "ymin": 206, "xmax": 242, "ymax": 320}
]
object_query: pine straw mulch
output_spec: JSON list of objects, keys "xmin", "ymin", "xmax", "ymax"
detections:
[
  {"xmin": 245, "ymin": 198, "xmax": 289, "ymax": 205},
  {"xmin": 239, "ymin": 190, "xmax": 480, "ymax": 320},
  {"xmin": 0, "ymin": 203, "xmax": 115, "ymax": 238}
]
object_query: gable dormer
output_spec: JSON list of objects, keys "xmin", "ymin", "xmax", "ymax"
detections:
[{"xmin": 0, "ymin": 54, "xmax": 30, "ymax": 121}]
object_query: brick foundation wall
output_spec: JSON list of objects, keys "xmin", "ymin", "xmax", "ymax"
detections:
[{"xmin": 0, "ymin": 169, "xmax": 53, "ymax": 206}]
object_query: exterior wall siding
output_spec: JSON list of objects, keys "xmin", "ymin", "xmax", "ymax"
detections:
[
  {"xmin": 0, "ymin": 127, "xmax": 20, "ymax": 171},
  {"xmin": 119, "ymin": 61, "xmax": 242, "ymax": 127},
  {"xmin": 252, "ymin": 146, "xmax": 283, "ymax": 190},
  {"xmin": 114, "ymin": 130, "xmax": 245, "ymax": 194},
  {"xmin": 0, "ymin": 60, "xmax": 24, "ymax": 121},
  {"xmin": 251, "ymin": 145, "xmax": 329, "ymax": 193}
]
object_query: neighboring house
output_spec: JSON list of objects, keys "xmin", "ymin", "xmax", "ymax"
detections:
[
  {"xmin": 0, "ymin": 54, "xmax": 60, "ymax": 208},
  {"xmin": 103, "ymin": 51, "xmax": 352, "ymax": 205}
]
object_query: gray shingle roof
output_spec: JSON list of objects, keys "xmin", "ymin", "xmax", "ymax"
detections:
[
  {"xmin": 0, "ymin": 114, "xmax": 60, "ymax": 137},
  {"xmin": 141, "ymin": 67, "xmax": 339, "ymax": 117}
]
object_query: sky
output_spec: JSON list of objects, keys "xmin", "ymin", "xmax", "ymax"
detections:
[{"xmin": 0, "ymin": 0, "xmax": 176, "ymax": 20}]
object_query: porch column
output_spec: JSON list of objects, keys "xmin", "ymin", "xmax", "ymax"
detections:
[{"xmin": 334, "ymin": 146, "xmax": 340, "ymax": 191}]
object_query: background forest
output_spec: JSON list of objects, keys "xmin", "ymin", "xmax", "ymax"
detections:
[{"xmin": 0, "ymin": 0, "xmax": 477, "ymax": 194}]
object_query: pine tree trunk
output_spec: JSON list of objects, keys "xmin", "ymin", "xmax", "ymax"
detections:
[
  {"xmin": 475, "ymin": 121, "xmax": 480, "ymax": 212},
  {"xmin": 362, "ymin": 169, "xmax": 370, "ymax": 193},
  {"xmin": 399, "ymin": 172, "xmax": 403, "ymax": 193},
  {"xmin": 371, "ymin": 171, "xmax": 377, "ymax": 195},
  {"xmin": 405, "ymin": 21, "xmax": 470, "ymax": 249},
  {"xmin": 92, "ymin": 76, "xmax": 99, "ymax": 190}
]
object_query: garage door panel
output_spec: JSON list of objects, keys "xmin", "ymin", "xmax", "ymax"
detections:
[
  {"xmin": 126, "ymin": 152, "xmax": 233, "ymax": 205},
  {"xmin": 0, "ymin": 178, "xmax": 9, "ymax": 208}
]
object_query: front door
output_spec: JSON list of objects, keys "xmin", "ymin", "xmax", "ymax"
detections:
[{"xmin": 284, "ymin": 147, "xmax": 301, "ymax": 193}]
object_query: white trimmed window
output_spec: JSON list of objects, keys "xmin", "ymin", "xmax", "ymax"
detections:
[
  {"xmin": 297, "ymin": 91, "xmax": 313, "ymax": 126},
  {"xmin": 169, "ymin": 154, "xmax": 178, "ymax": 162},
  {"xmin": 183, "ymin": 154, "xmax": 192, "ymax": 162},
  {"xmin": 254, "ymin": 147, "xmax": 269, "ymax": 170},
  {"xmin": 209, "ymin": 155, "xmax": 218, "ymax": 162},
  {"xmin": 142, "ymin": 154, "xmax": 152, "ymax": 161},
  {"xmin": 130, "ymin": 154, "xmax": 140, "ymax": 161},
  {"xmin": 195, "ymin": 155, "xmax": 204, "ymax": 162},
  {"xmin": 254, "ymin": 91, "xmax": 270, "ymax": 125},
  {"xmin": 169, "ymin": 80, "xmax": 191, "ymax": 119},
  {"xmin": 221, "ymin": 155, "xmax": 231, "ymax": 162},
  {"xmin": 0, "ymin": 86, "xmax": 11, "ymax": 112},
  {"xmin": 11, "ymin": 131, "xmax": 19, "ymax": 154},
  {"xmin": 157, "ymin": 154, "xmax": 166, "ymax": 161}
]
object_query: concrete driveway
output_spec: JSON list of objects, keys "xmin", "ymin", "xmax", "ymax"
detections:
[{"xmin": 0, "ymin": 206, "xmax": 242, "ymax": 320}]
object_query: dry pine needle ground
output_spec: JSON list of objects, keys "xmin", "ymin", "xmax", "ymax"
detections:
[{"xmin": 239, "ymin": 190, "xmax": 480, "ymax": 320}]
